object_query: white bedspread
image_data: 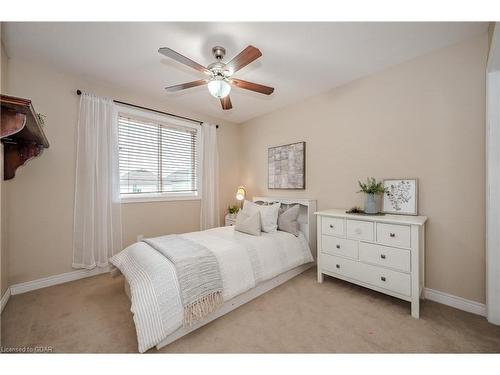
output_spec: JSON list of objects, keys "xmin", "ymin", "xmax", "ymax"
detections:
[{"xmin": 110, "ymin": 226, "xmax": 313, "ymax": 352}]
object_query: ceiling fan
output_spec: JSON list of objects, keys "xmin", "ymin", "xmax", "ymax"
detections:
[{"xmin": 158, "ymin": 45, "xmax": 274, "ymax": 110}]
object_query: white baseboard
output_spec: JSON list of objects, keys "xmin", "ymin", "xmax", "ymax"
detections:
[
  {"xmin": 423, "ymin": 288, "xmax": 486, "ymax": 317},
  {"xmin": 1, "ymin": 287, "xmax": 11, "ymax": 314},
  {"xmin": 9, "ymin": 265, "xmax": 111, "ymax": 296}
]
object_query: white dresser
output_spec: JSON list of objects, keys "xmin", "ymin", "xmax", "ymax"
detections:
[{"xmin": 315, "ymin": 209, "xmax": 427, "ymax": 318}]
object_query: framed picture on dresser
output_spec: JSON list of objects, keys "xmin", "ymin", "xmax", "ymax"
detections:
[
  {"xmin": 382, "ymin": 178, "xmax": 418, "ymax": 215},
  {"xmin": 268, "ymin": 141, "xmax": 305, "ymax": 189}
]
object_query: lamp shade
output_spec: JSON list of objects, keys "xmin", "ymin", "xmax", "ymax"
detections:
[
  {"xmin": 236, "ymin": 186, "xmax": 246, "ymax": 201},
  {"xmin": 208, "ymin": 78, "xmax": 231, "ymax": 98}
]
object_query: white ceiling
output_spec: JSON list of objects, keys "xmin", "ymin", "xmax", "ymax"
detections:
[{"xmin": 2, "ymin": 22, "xmax": 488, "ymax": 124}]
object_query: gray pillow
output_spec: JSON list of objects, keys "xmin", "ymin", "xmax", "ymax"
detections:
[
  {"xmin": 235, "ymin": 211, "xmax": 261, "ymax": 236},
  {"xmin": 278, "ymin": 204, "xmax": 300, "ymax": 236}
]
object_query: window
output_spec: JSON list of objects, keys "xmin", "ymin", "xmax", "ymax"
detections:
[{"xmin": 117, "ymin": 107, "xmax": 201, "ymax": 202}]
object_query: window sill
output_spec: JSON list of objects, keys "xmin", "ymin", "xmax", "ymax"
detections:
[{"xmin": 120, "ymin": 194, "xmax": 201, "ymax": 204}]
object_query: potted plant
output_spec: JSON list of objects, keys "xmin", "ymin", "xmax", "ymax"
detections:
[
  {"xmin": 357, "ymin": 178, "xmax": 386, "ymax": 214},
  {"xmin": 227, "ymin": 205, "xmax": 239, "ymax": 219}
]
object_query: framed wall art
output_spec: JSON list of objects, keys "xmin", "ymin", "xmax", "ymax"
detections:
[
  {"xmin": 382, "ymin": 178, "xmax": 418, "ymax": 215},
  {"xmin": 268, "ymin": 141, "xmax": 305, "ymax": 189}
]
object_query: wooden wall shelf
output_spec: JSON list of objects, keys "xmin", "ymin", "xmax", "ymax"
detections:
[{"xmin": 1, "ymin": 94, "xmax": 50, "ymax": 180}]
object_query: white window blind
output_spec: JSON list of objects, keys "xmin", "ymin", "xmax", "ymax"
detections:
[{"xmin": 118, "ymin": 112, "xmax": 199, "ymax": 199}]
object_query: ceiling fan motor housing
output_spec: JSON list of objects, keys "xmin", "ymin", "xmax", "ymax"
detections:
[{"xmin": 208, "ymin": 61, "xmax": 230, "ymax": 80}]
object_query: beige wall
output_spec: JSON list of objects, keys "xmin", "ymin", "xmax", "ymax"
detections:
[
  {"xmin": 489, "ymin": 22, "xmax": 496, "ymax": 51},
  {"xmin": 0, "ymin": 31, "xmax": 8, "ymax": 296},
  {"xmin": 4, "ymin": 58, "xmax": 240, "ymax": 285},
  {"xmin": 240, "ymin": 34, "xmax": 488, "ymax": 303}
]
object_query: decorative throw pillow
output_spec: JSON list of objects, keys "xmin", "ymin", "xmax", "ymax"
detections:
[
  {"xmin": 242, "ymin": 200, "xmax": 280, "ymax": 233},
  {"xmin": 235, "ymin": 211, "xmax": 261, "ymax": 236},
  {"xmin": 278, "ymin": 204, "xmax": 301, "ymax": 236}
]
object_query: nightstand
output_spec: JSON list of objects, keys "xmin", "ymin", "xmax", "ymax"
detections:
[{"xmin": 225, "ymin": 214, "xmax": 237, "ymax": 226}]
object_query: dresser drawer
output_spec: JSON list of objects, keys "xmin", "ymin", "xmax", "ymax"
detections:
[
  {"xmin": 321, "ymin": 253, "xmax": 363, "ymax": 280},
  {"xmin": 321, "ymin": 217, "xmax": 345, "ymax": 237},
  {"xmin": 359, "ymin": 242, "xmax": 410, "ymax": 272},
  {"xmin": 377, "ymin": 223, "xmax": 411, "ymax": 248},
  {"xmin": 321, "ymin": 235, "xmax": 358, "ymax": 259},
  {"xmin": 347, "ymin": 219, "xmax": 374, "ymax": 241},
  {"xmin": 360, "ymin": 262, "xmax": 411, "ymax": 296},
  {"xmin": 321, "ymin": 254, "xmax": 411, "ymax": 296}
]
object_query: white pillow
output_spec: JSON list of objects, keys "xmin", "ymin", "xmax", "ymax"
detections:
[
  {"xmin": 234, "ymin": 211, "xmax": 261, "ymax": 236},
  {"xmin": 242, "ymin": 200, "xmax": 280, "ymax": 233}
]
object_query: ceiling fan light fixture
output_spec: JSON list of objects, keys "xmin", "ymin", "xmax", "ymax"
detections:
[
  {"xmin": 159, "ymin": 45, "xmax": 273, "ymax": 110},
  {"xmin": 208, "ymin": 78, "xmax": 231, "ymax": 99}
]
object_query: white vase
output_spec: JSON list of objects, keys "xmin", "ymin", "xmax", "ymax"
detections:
[{"xmin": 364, "ymin": 193, "xmax": 378, "ymax": 214}]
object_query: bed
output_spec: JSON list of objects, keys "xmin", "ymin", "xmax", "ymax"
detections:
[{"xmin": 112, "ymin": 197, "xmax": 317, "ymax": 352}]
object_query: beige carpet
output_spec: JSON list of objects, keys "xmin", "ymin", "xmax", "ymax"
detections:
[{"xmin": 2, "ymin": 268, "xmax": 500, "ymax": 353}]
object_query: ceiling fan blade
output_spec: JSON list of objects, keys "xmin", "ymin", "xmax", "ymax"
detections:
[
  {"xmin": 224, "ymin": 46, "xmax": 262, "ymax": 74},
  {"xmin": 230, "ymin": 78, "xmax": 274, "ymax": 95},
  {"xmin": 158, "ymin": 47, "xmax": 211, "ymax": 75},
  {"xmin": 220, "ymin": 96, "xmax": 232, "ymax": 110},
  {"xmin": 164, "ymin": 79, "xmax": 208, "ymax": 92}
]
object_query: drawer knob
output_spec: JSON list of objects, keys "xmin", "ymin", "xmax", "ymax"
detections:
[
  {"xmin": 355, "ymin": 228, "xmax": 362, "ymax": 235},
  {"xmin": 380, "ymin": 254, "xmax": 386, "ymax": 259},
  {"xmin": 336, "ymin": 244, "xmax": 341, "ymax": 249},
  {"xmin": 381, "ymin": 276, "xmax": 386, "ymax": 282},
  {"xmin": 329, "ymin": 224, "xmax": 334, "ymax": 229},
  {"xmin": 336, "ymin": 264, "xmax": 340, "ymax": 269},
  {"xmin": 389, "ymin": 233, "xmax": 396, "ymax": 237}
]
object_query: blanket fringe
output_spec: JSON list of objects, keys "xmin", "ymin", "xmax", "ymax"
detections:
[{"xmin": 183, "ymin": 291, "xmax": 224, "ymax": 327}]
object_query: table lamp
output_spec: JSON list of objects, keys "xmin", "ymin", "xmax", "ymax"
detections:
[{"xmin": 236, "ymin": 186, "xmax": 246, "ymax": 208}]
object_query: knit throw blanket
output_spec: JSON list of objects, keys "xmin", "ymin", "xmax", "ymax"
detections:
[{"xmin": 142, "ymin": 236, "xmax": 223, "ymax": 326}]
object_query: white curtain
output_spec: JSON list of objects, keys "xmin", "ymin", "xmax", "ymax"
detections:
[
  {"xmin": 200, "ymin": 123, "xmax": 220, "ymax": 230},
  {"xmin": 72, "ymin": 93, "xmax": 122, "ymax": 269}
]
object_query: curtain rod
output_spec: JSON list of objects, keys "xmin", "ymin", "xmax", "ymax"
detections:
[{"xmin": 76, "ymin": 90, "xmax": 218, "ymax": 128}]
